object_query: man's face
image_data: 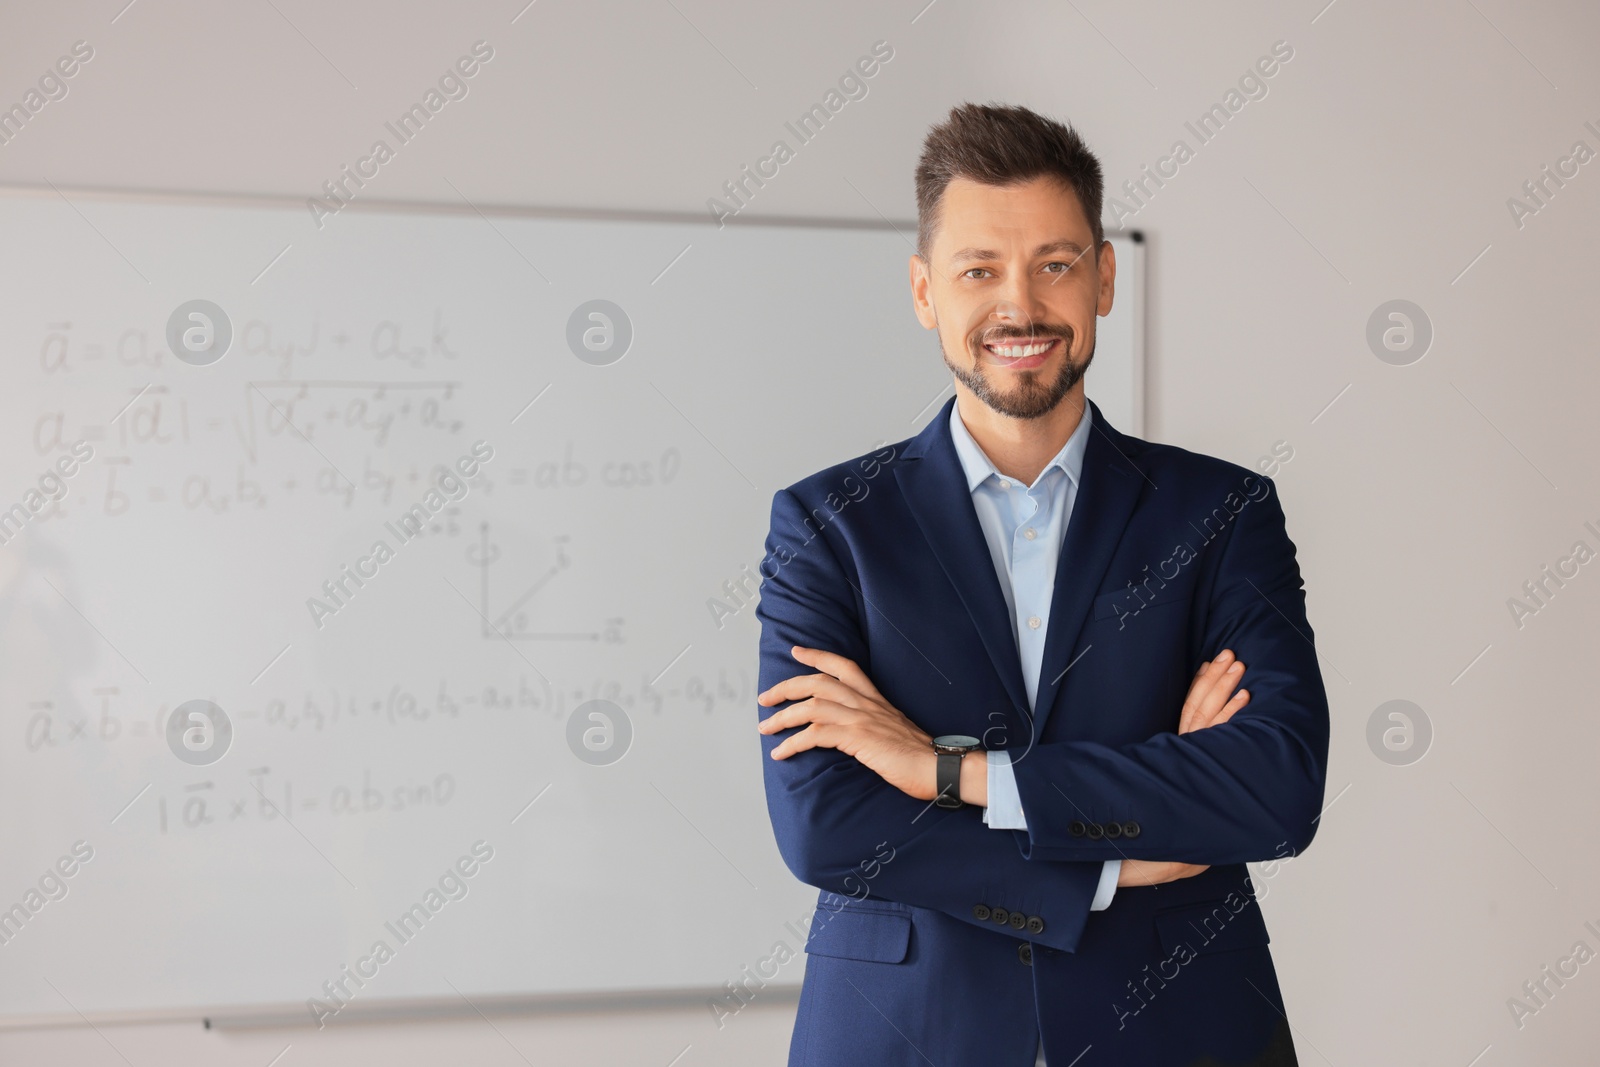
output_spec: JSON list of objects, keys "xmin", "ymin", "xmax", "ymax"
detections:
[{"xmin": 911, "ymin": 175, "xmax": 1115, "ymax": 420}]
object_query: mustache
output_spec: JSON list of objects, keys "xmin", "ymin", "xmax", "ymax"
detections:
[{"xmin": 974, "ymin": 326, "xmax": 1073, "ymax": 344}]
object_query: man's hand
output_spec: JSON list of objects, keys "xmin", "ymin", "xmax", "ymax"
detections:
[
  {"xmin": 1118, "ymin": 649, "xmax": 1250, "ymax": 888},
  {"xmin": 757, "ymin": 645, "xmax": 940, "ymax": 801},
  {"xmin": 1177, "ymin": 647, "xmax": 1251, "ymax": 735}
]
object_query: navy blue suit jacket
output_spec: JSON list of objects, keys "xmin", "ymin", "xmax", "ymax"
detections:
[{"xmin": 755, "ymin": 396, "xmax": 1327, "ymax": 1066}]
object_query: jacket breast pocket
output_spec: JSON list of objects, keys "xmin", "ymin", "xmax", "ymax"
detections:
[
  {"xmin": 1154, "ymin": 895, "xmax": 1271, "ymax": 959},
  {"xmin": 805, "ymin": 894, "xmax": 913, "ymax": 963},
  {"xmin": 1093, "ymin": 580, "xmax": 1188, "ymax": 623}
]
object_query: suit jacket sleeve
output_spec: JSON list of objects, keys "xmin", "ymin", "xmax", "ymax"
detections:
[
  {"xmin": 755, "ymin": 488, "xmax": 1104, "ymax": 953},
  {"xmin": 1008, "ymin": 475, "xmax": 1330, "ymax": 865}
]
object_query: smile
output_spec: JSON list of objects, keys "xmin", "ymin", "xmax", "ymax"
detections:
[{"xmin": 982, "ymin": 337, "xmax": 1059, "ymax": 367}]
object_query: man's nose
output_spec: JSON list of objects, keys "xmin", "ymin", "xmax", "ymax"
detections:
[{"xmin": 985, "ymin": 295, "xmax": 1047, "ymax": 337}]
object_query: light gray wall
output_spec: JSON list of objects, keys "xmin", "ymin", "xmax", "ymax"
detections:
[{"xmin": 3, "ymin": 0, "xmax": 1597, "ymax": 1063}]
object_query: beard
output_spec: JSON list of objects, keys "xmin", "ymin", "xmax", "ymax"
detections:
[{"xmin": 941, "ymin": 325, "xmax": 1095, "ymax": 420}]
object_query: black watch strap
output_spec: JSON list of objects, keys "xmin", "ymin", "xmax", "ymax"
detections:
[{"xmin": 935, "ymin": 751, "xmax": 965, "ymax": 809}]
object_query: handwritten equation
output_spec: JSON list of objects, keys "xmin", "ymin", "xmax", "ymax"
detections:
[
  {"xmin": 152, "ymin": 767, "xmax": 458, "ymax": 833},
  {"xmin": 26, "ymin": 387, "xmax": 682, "ymax": 526},
  {"xmin": 39, "ymin": 312, "xmax": 461, "ymax": 378},
  {"xmin": 23, "ymin": 670, "xmax": 756, "ymax": 753}
]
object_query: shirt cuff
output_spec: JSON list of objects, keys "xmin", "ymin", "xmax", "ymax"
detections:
[
  {"xmin": 1091, "ymin": 860, "xmax": 1121, "ymax": 911},
  {"xmin": 986, "ymin": 752, "xmax": 1117, "ymax": 909},
  {"xmin": 982, "ymin": 749, "xmax": 1028, "ymax": 830}
]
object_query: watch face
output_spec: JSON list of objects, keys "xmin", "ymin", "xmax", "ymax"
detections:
[{"xmin": 932, "ymin": 734, "xmax": 981, "ymax": 752}]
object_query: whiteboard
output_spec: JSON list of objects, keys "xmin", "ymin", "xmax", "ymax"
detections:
[{"xmin": 0, "ymin": 189, "xmax": 1143, "ymax": 1023}]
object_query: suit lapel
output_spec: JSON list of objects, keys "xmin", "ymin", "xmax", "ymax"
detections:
[
  {"xmin": 1029, "ymin": 398, "xmax": 1145, "ymax": 741},
  {"xmin": 894, "ymin": 395, "xmax": 1148, "ymax": 743},
  {"xmin": 895, "ymin": 398, "xmax": 1031, "ymax": 720}
]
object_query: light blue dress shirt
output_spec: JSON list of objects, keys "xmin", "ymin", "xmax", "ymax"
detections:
[{"xmin": 946, "ymin": 401, "xmax": 1120, "ymax": 916}]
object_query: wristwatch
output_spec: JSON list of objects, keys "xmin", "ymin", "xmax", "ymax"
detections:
[{"xmin": 931, "ymin": 735, "xmax": 981, "ymax": 809}]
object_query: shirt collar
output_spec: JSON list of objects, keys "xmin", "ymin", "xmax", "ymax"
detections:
[{"xmin": 948, "ymin": 398, "xmax": 1092, "ymax": 495}]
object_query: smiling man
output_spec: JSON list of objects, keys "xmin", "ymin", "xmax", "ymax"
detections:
[{"xmin": 753, "ymin": 103, "xmax": 1328, "ymax": 1066}]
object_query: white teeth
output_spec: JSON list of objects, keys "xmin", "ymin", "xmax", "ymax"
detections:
[{"xmin": 988, "ymin": 340, "xmax": 1052, "ymax": 358}]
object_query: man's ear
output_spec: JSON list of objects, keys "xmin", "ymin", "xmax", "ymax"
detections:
[
  {"xmin": 1096, "ymin": 240, "xmax": 1117, "ymax": 318},
  {"xmin": 910, "ymin": 254, "xmax": 938, "ymax": 330}
]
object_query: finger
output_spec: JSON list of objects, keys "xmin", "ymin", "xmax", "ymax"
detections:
[
  {"xmin": 1205, "ymin": 660, "xmax": 1247, "ymax": 716},
  {"xmin": 1178, "ymin": 658, "xmax": 1219, "ymax": 731},
  {"xmin": 1117, "ymin": 859, "xmax": 1153, "ymax": 888},
  {"xmin": 1121, "ymin": 860, "xmax": 1174, "ymax": 888},
  {"xmin": 1179, "ymin": 653, "xmax": 1233, "ymax": 732},
  {"xmin": 789, "ymin": 646, "xmax": 887, "ymax": 703},
  {"xmin": 761, "ymin": 697, "xmax": 873, "ymax": 735},
  {"xmin": 758, "ymin": 698, "xmax": 850, "ymax": 735},
  {"xmin": 1190, "ymin": 658, "xmax": 1246, "ymax": 730},
  {"xmin": 758, "ymin": 671, "xmax": 872, "ymax": 710},
  {"xmin": 1211, "ymin": 689, "xmax": 1249, "ymax": 726},
  {"xmin": 1179, "ymin": 669, "xmax": 1206, "ymax": 732},
  {"xmin": 757, "ymin": 658, "xmax": 832, "ymax": 704},
  {"xmin": 771, "ymin": 723, "xmax": 836, "ymax": 760},
  {"xmin": 757, "ymin": 672, "xmax": 821, "ymax": 706},
  {"xmin": 1183, "ymin": 650, "xmax": 1233, "ymax": 706}
]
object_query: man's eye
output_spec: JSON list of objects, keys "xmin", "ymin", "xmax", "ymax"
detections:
[
  {"xmin": 962, "ymin": 268, "xmax": 991, "ymax": 279},
  {"xmin": 1044, "ymin": 261, "xmax": 1072, "ymax": 273}
]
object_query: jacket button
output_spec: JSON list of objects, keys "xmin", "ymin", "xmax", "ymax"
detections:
[
  {"xmin": 1009, "ymin": 911, "xmax": 1026, "ymax": 930},
  {"xmin": 1086, "ymin": 822, "xmax": 1105, "ymax": 840},
  {"xmin": 1104, "ymin": 821, "xmax": 1123, "ymax": 839},
  {"xmin": 992, "ymin": 907, "xmax": 1011, "ymax": 926},
  {"xmin": 1068, "ymin": 820, "xmax": 1087, "ymax": 837},
  {"xmin": 1123, "ymin": 821, "xmax": 1141, "ymax": 839},
  {"xmin": 1027, "ymin": 916, "xmax": 1045, "ymax": 934},
  {"xmin": 972, "ymin": 904, "xmax": 991, "ymax": 921},
  {"xmin": 1018, "ymin": 943, "xmax": 1033, "ymax": 966}
]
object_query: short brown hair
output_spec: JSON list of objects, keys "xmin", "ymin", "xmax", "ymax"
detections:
[{"xmin": 914, "ymin": 102, "xmax": 1105, "ymax": 262}]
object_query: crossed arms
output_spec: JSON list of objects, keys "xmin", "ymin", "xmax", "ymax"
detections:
[{"xmin": 752, "ymin": 478, "xmax": 1329, "ymax": 953}]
